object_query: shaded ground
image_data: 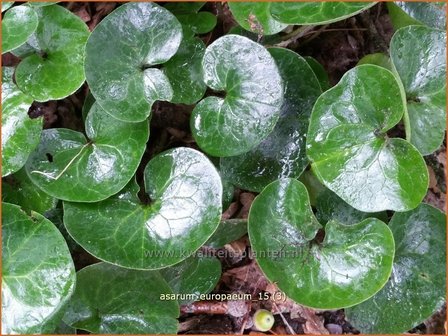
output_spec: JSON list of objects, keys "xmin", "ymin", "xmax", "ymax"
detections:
[{"xmin": 3, "ymin": 2, "xmax": 446, "ymax": 334}]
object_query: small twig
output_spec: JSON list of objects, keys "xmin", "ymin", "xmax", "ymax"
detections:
[
  {"xmin": 272, "ymin": 302, "xmax": 295, "ymax": 334},
  {"xmin": 181, "ymin": 300, "xmax": 249, "ymax": 317},
  {"xmin": 274, "ymin": 25, "xmax": 315, "ymax": 47}
]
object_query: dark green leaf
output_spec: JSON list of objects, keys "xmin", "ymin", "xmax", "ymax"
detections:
[
  {"xmin": 176, "ymin": 12, "xmax": 217, "ymax": 36},
  {"xmin": 25, "ymin": 102, "xmax": 149, "ymax": 202},
  {"xmin": 298, "ymin": 170, "xmax": 326, "ymax": 206},
  {"xmin": 81, "ymin": 92, "xmax": 95, "ymax": 121},
  {"xmin": 2, "ymin": 168, "xmax": 57, "ymax": 214},
  {"xmin": 388, "ymin": 2, "xmax": 446, "ymax": 30},
  {"xmin": 270, "ymin": 2, "xmax": 375, "ymax": 25},
  {"xmin": 163, "ymin": 37, "xmax": 206, "ymax": 105},
  {"xmin": 315, "ymin": 188, "xmax": 388, "ymax": 225},
  {"xmin": 390, "ymin": 25, "xmax": 446, "ymax": 155},
  {"xmin": 2, "ymin": 5, "xmax": 38, "ymax": 53},
  {"xmin": 346, "ymin": 204, "xmax": 446, "ymax": 333},
  {"xmin": 220, "ymin": 48, "xmax": 321, "ymax": 192},
  {"xmin": 160, "ymin": 256, "xmax": 221, "ymax": 304},
  {"xmin": 206, "ymin": 219, "xmax": 247, "ymax": 249},
  {"xmin": 164, "ymin": 2, "xmax": 205, "ymax": 14},
  {"xmin": 248, "ymin": 178, "xmax": 395, "ymax": 309},
  {"xmin": 228, "ymin": 2, "xmax": 287, "ymax": 35},
  {"xmin": 14, "ymin": 5, "xmax": 89, "ymax": 101},
  {"xmin": 304, "ymin": 56, "xmax": 331, "ymax": 91},
  {"xmin": 307, "ymin": 65, "xmax": 428, "ymax": 212},
  {"xmin": 2, "ymin": 66, "xmax": 42, "ymax": 177},
  {"xmin": 63, "ymin": 147, "xmax": 222, "ymax": 270},
  {"xmin": 62, "ymin": 262, "xmax": 179, "ymax": 334},
  {"xmin": 191, "ymin": 35, "xmax": 283, "ymax": 157},
  {"xmin": 357, "ymin": 52, "xmax": 391, "ymax": 70},
  {"xmin": 85, "ymin": 2, "xmax": 182, "ymax": 122},
  {"xmin": 2, "ymin": 202, "xmax": 75, "ymax": 334}
]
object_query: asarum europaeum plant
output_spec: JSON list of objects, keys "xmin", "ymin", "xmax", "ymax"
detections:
[{"xmin": 1, "ymin": 1, "xmax": 446, "ymax": 334}]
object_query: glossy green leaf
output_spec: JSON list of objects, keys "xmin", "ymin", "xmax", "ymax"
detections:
[
  {"xmin": 2, "ymin": 67, "xmax": 42, "ymax": 177},
  {"xmin": 63, "ymin": 262, "xmax": 179, "ymax": 334},
  {"xmin": 228, "ymin": 2, "xmax": 288, "ymax": 36},
  {"xmin": 163, "ymin": 37, "xmax": 206, "ymax": 105},
  {"xmin": 2, "ymin": 202, "xmax": 76, "ymax": 334},
  {"xmin": 160, "ymin": 256, "xmax": 221, "ymax": 304},
  {"xmin": 85, "ymin": 2, "xmax": 182, "ymax": 122},
  {"xmin": 25, "ymin": 102, "xmax": 149, "ymax": 202},
  {"xmin": 221, "ymin": 176, "xmax": 235, "ymax": 210},
  {"xmin": 164, "ymin": 2, "xmax": 205, "ymax": 14},
  {"xmin": 191, "ymin": 35, "xmax": 283, "ymax": 157},
  {"xmin": 1, "ymin": 2, "xmax": 13, "ymax": 12},
  {"xmin": 346, "ymin": 204, "xmax": 446, "ymax": 333},
  {"xmin": 248, "ymin": 178, "xmax": 395, "ymax": 309},
  {"xmin": 307, "ymin": 65, "xmax": 428, "ymax": 212},
  {"xmin": 2, "ymin": 168, "xmax": 57, "ymax": 214},
  {"xmin": 304, "ymin": 56, "xmax": 331, "ymax": 91},
  {"xmin": 176, "ymin": 12, "xmax": 217, "ymax": 37},
  {"xmin": 357, "ymin": 52, "xmax": 391, "ymax": 70},
  {"xmin": 221, "ymin": 48, "xmax": 321, "ymax": 192},
  {"xmin": 298, "ymin": 170, "xmax": 326, "ymax": 206},
  {"xmin": 270, "ymin": 2, "xmax": 376, "ymax": 25},
  {"xmin": 390, "ymin": 25, "xmax": 446, "ymax": 155},
  {"xmin": 81, "ymin": 92, "xmax": 95, "ymax": 121},
  {"xmin": 315, "ymin": 189, "xmax": 387, "ymax": 226},
  {"xmin": 14, "ymin": 5, "xmax": 89, "ymax": 101},
  {"xmin": 63, "ymin": 147, "xmax": 222, "ymax": 270},
  {"xmin": 206, "ymin": 219, "xmax": 247, "ymax": 249},
  {"xmin": 2, "ymin": 5, "xmax": 38, "ymax": 53},
  {"xmin": 388, "ymin": 2, "xmax": 446, "ymax": 30}
]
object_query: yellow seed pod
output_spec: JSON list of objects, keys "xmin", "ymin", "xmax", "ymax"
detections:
[{"xmin": 253, "ymin": 309, "xmax": 275, "ymax": 332}]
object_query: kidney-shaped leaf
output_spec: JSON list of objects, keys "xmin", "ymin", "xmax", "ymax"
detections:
[
  {"xmin": 163, "ymin": 37, "xmax": 206, "ymax": 105},
  {"xmin": 346, "ymin": 203, "xmax": 446, "ymax": 333},
  {"xmin": 25, "ymin": 102, "xmax": 149, "ymax": 202},
  {"xmin": 228, "ymin": 2, "xmax": 288, "ymax": 36},
  {"xmin": 14, "ymin": 4, "xmax": 89, "ymax": 101},
  {"xmin": 2, "ymin": 5, "xmax": 38, "ymax": 53},
  {"xmin": 160, "ymin": 256, "xmax": 221, "ymax": 304},
  {"xmin": 2, "ymin": 202, "xmax": 76, "ymax": 334},
  {"xmin": 270, "ymin": 2, "xmax": 375, "ymax": 25},
  {"xmin": 191, "ymin": 35, "xmax": 283, "ymax": 157},
  {"xmin": 63, "ymin": 147, "xmax": 222, "ymax": 270},
  {"xmin": 307, "ymin": 65, "xmax": 428, "ymax": 212},
  {"xmin": 63, "ymin": 262, "xmax": 179, "ymax": 334},
  {"xmin": 85, "ymin": 2, "xmax": 182, "ymax": 122},
  {"xmin": 388, "ymin": 2, "xmax": 446, "ymax": 30},
  {"xmin": 220, "ymin": 47, "xmax": 321, "ymax": 192},
  {"xmin": 2, "ymin": 67, "xmax": 42, "ymax": 177},
  {"xmin": 248, "ymin": 179, "xmax": 395, "ymax": 309},
  {"xmin": 206, "ymin": 219, "xmax": 247, "ymax": 249},
  {"xmin": 390, "ymin": 25, "xmax": 446, "ymax": 155}
]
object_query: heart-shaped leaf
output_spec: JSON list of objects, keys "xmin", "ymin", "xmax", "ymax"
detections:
[
  {"xmin": 163, "ymin": 37, "xmax": 206, "ymax": 105},
  {"xmin": 206, "ymin": 219, "xmax": 247, "ymax": 249},
  {"xmin": 345, "ymin": 203, "xmax": 446, "ymax": 333},
  {"xmin": 248, "ymin": 178, "xmax": 395, "ymax": 309},
  {"xmin": 176, "ymin": 12, "xmax": 217, "ymax": 37},
  {"xmin": 160, "ymin": 256, "xmax": 221, "ymax": 304},
  {"xmin": 2, "ymin": 66, "xmax": 42, "ymax": 177},
  {"xmin": 220, "ymin": 47, "xmax": 321, "ymax": 192},
  {"xmin": 164, "ymin": 2, "xmax": 205, "ymax": 14},
  {"xmin": 14, "ymin": 4, "xmax": 89, "ymax": 101},
  {"xmin": 315, "ymin": 188, "xmax": 387, "ymax": 226},
  {"xmin": 191, "ymin": 35, "xmax": 283, "ymax": 157},
  {"xmin": 307, "ymin": 65, "xmax": 428, "ymax": 212},
  {"xmin": 2, "ymin": 202, "xmax": 76, "ymax": 334},
  {"xmin": 228, "ymin": 2, "xmax": 288, "ymax": 36},
  {"xmin": 25, "ymin": 102, "xmax": 149, "ymax": 202},
  {"xmin": 85, "ymin": 2, "xmax": 182, "ymax": 122},
  {"xmin": 62, "ymin": 262, "xmax": 179, "ymax": 334},
  {"xmin": 63, "ymin": 147, "xmax": 222, "ymax": 270},
  {"xmin": 390, "ymin": 25, "xmax": 446, "ymax": 155},
  {"xmin": 387, "ymin": 2, "xmax": 446, "ymax": 30},
  {"xmin": 270, "ymin": 2, "xmax": 375, "ymax": 25},
  {"xmin": 2, "ymin": 168, "xmax": 57, "ymax": 214},
  {"xmin": 2, "ymin": 5, "xmax": 38, "ymax": 53}
]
